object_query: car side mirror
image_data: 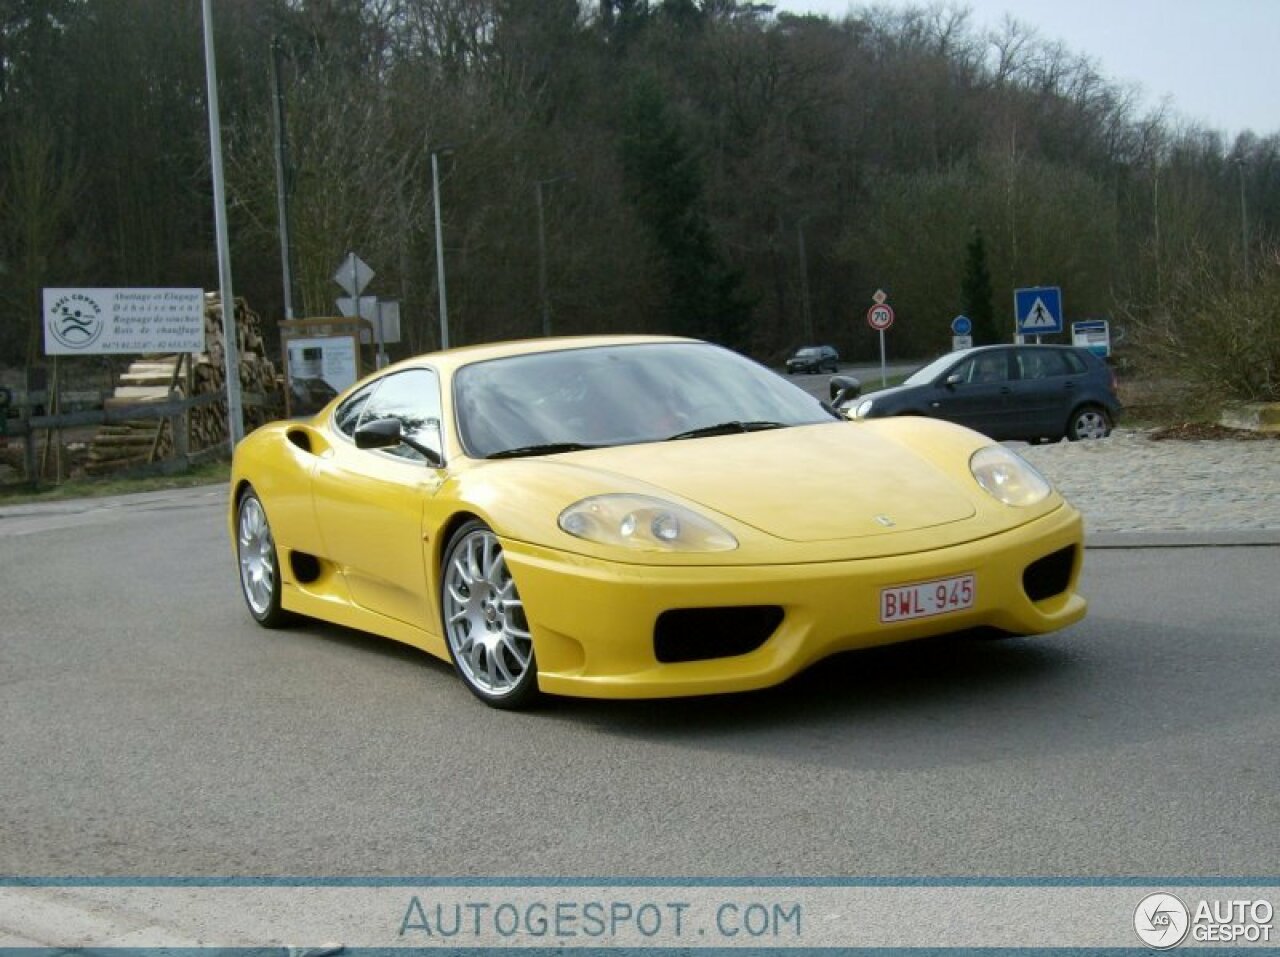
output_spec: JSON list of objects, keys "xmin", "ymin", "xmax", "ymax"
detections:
[
  {"xmin": 355, "ymin": 416, "xmax": 445, "ymax": 467},
  {"xmin": 944, "ymin": 373, "xmax": 963, "ymax": 389},
  {"xmin": 354, "ymin": 417, "xmax": 402, "ymax": 449},
  {"xmin": 829, "ymin": 375, "xmax": 861, "ymax": 406}
]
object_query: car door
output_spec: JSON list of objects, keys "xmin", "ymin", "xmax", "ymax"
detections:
[
  {"xmin": 929, "ymin": 350, "xmax": 1015, "ymax": 437},
  {"xmin": 311, "ymin": 368, "xmax": 446, "ymax": 628},
  {"xmin": 1010, "ymin": 348, "xmax": 1076, "ymax": 438}
]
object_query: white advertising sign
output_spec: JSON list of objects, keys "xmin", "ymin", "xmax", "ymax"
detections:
[{"xmin": 43, "ymin": 288, "xmax": 204, "ymax": 356}]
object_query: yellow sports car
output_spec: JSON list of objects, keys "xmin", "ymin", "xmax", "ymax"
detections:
[{"xmin": 231, "ymin": 335, "xmax": 1085, "ymax": 709}]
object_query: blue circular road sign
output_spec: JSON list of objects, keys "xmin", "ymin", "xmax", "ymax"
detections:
[{"xmin": 951, "ymin": 315, "xmax": 972, "ymax": 336}]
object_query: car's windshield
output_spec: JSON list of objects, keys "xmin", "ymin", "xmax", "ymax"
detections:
[
  {"xmin": 795, "ymin": 347, "xmax": 820, "ymax": 357},
  {"xmin": 454, "ymin": 342, "xmax": 836, "ymax": 458},
  {"xmin": 902, "ymin": 348, "xmax": 980, "ymax": 386}
]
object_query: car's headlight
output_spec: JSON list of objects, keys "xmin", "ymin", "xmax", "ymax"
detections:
[
  {"xmin": 969, "ymin": 446, "xmax": 1052, "ymax": 506},
  {"xmin": 852, "ymin": 398, "xmax": 875, "ymax": 418},
  {"xmin": 558, "ymin": 494, "xmax": 738, "ymax": 552}
]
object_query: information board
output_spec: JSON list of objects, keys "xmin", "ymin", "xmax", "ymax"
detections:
[{"xmin": 43, "ymin": 288, "xmax": 204, "ymax": 355}]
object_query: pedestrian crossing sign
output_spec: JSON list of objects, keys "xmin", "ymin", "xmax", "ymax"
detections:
[{"xmin": 1014, "ymin": 286, "xmax": 1063, "ymax": 334}]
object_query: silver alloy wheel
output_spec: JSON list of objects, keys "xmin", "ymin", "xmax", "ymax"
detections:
[
  {"xmin": 238, "ymin": 494, "xmax": 277, "ymax": 619},
  {"xmin": 442, "ymin": 528, "xmax": 533, "ymax": 699},
  {"xmin": 1071, "ymin": 408, "xmax": 1110, "ymax": 440}
]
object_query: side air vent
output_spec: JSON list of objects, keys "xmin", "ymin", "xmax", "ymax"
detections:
[
  {"xmin": 290, "ymin": 552, "xmax": 322, "ymax": 584},
  {"xmin": 286, "ymin": 429, "xmax": 312, "ymax": 453}
]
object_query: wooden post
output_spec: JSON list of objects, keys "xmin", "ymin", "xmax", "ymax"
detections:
[
  {"xmin": 22, "ymin": 410, "xmax": 37, "ymax": 489},
  {"xmin": 148, "ymin": 354, "xmax": 186, "ymax": 464},
  {"xmin": 53, "ymin": 357, "xmax": 62, "ymax": 484}
]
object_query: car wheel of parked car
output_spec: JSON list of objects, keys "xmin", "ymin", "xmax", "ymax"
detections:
[
  {"xmin": 441, "ymin": 520, "xmax": 540, "ymax": 709},
  {"xmin": 236, "ymin": 488, "xmax": 291, "ymax": 628},
  {"xmin": 1067, "ymin": 405, "xmax": 1111, "ymax": 441}
]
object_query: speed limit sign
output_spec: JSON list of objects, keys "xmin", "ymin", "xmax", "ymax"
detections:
[{"xmin": 867, "ymin": 303, "xmax": 895, "ymax": 331}]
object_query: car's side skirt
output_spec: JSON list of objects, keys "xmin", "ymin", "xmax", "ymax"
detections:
[{"xmin": 283, "ymin": 582, "xmax": 449, "ymax": 663}]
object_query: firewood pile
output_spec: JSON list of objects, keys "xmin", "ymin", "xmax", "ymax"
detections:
[{"xmin": 84, "ymin": 294, "xmax": 283, "ymax": 475}]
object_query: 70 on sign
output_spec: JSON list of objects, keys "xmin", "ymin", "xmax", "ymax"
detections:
[{"xmin": 866, "ymin": 303, "xmax": 895, "ymax": 330}]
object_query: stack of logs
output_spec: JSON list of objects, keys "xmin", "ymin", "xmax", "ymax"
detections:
[{"xmin": 84, "ymin": 294, "xmax": 282, "ymax": 475}]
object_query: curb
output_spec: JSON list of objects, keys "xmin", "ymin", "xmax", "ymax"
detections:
[{"xmin": 1087, "ymin": 530, "xmax": 1280, "ymax": 549}]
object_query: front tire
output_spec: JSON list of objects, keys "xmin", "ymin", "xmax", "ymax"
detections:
[
  {"xmin": 1067, "ymin": 405, "xmax": 1111, "ymax": 441},
  {"xmin": 441, "ymin": 520, "xmax": 540, "ymax": 709},
  {"xmin": 236, "ymin": 488, "xmax": 290, "ymax": 628}
]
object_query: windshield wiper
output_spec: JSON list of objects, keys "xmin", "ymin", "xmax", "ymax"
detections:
[
  {"xmin": 665, "ymin": 420, "xmax": 788, "ymax": 441},
  {"xmin": 486, "ymin": 442, "xmax": 601, "ymax": 459}
]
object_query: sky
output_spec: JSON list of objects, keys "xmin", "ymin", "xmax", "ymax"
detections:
[{"xmin": 774, "ymin": 0, "xmax": 1280, "ymax": 140}]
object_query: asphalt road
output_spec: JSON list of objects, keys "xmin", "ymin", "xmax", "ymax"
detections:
[{"xmin": 1, "ymin": 487, "xmax": 1276, "ymax": 877}]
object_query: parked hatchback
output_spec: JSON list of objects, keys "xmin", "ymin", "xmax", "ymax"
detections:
[
  {"xmin": 837, "ymin": 345, "xmax": 1121, "ymax": 442},
  {"xmin": 786, "ymin": 345, "xmax": 840, "ymax": 374}
]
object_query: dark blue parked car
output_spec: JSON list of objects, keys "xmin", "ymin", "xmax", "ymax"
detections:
[
  {"xmin": 785, "ymin": 344, "xmax": 840, "ymax": 374},
  {"xmin": 833, "ymin": 345, "xmax": 1121, "ymax": 442}
]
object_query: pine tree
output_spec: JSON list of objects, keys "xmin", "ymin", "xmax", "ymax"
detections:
[
  {"xmin": 619, "ymin": 77, "xmax": 751, "ymax": 346},
  {"xmin": 961, "ymin": 228, "xmax": 999, "ymax": 345}
]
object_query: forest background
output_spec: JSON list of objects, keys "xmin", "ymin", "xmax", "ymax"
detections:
[{"xmin": 2, "ymin": 0, "xmax": 1278, "ymax": 400}]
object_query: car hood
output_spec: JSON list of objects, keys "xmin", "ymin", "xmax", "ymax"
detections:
[
  {"xmin": 563, "ymin": 423, "xmax": 975, "ymax": 542},
  {"xmin": 458, "ymin": 419, "xmax": 1065, "ymax": 564}
]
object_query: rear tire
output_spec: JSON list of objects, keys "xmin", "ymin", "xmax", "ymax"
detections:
[
  {"xmin": 236, "ymin": 488, "xmax": 291, "ymax": 628},
  {"xmin": 1067, "ymin": 405, "xmax": 1111, "ymax": 441}
]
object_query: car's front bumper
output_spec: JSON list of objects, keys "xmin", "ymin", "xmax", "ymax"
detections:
[{"xmin": 502, "ymin": 504, "xmax": 1086, "ymax": 699}]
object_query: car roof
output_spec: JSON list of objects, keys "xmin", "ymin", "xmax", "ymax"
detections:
[{"xmin": 947, "ymin": 343, "xmax": 1089, "ymax": 360}]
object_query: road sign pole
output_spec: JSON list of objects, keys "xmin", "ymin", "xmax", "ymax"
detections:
[
  {"xmin": 201, "ymin": 0, "xmax": 244, "ymax": 447},
  {"xmin": 866, "ymin": 299, "xmax": 895, "ymax": 385},
  {"xmin": 374, "ymin": 299, "xmax": 386, "ymax": 368}
]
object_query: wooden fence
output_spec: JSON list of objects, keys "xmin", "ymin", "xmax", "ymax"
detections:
[{"xmin": 4, "ymin": 391, "xmax": 275, "ymax": 487}]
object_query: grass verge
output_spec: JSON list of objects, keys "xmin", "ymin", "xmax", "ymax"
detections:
[{"xmin": 0, "ymin": 460, "xmax": 230, "ymax": 506}]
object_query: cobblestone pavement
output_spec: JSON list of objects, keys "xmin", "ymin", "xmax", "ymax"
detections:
[{"xmin": 1018, "ymin": 429, "xmax": 1280, "ymax": 534}]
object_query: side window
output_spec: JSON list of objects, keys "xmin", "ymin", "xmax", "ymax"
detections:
[
  {"xmin": 1063, "ymin": 350, "xmax": 1088, "ymax": 375},
  {"xmin": 955, "ymin": 352, "xmax": 1009, "ymax": 384},
  {"xmin": 333, "ymin": 385, "xmax": 373, "ymax": 437},
  {"xmin": 1016, "ymin": 349, "xmax": 1069, "ymax": 380},
  {"xmin": 356, "ymin": 368, "xmax": 444, "ymax": 463}
]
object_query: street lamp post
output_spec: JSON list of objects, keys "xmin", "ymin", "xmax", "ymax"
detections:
[
  {"xmin": 200, "ymin": 0, "xmax": 244, "ymax": 446},
  {"xmin": 431, "ymin": 147, "xmax": 453, "ymax": 350},
  {"xmin": 536, "ymin": 179, "xmax": 550, "ymax": 338},
  {"xmin": 535, "ymin": 175, "xmax": 571, "ymax": 338},
  {"xmin": 1236, "ymin": 156, "xmax": 1249, "ymax": 277},
  {"xmin": 270, "ymin": 36, "xmax": 297, "ymax": 321},
  {"xmin": 796, "ymin": 215, "xmax": 815, "ymax": 344}
]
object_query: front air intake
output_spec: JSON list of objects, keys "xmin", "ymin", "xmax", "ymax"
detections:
[
  {"xmin": 654, "ymin": 606, "xmax": 784, "ymax": 663},
  {"xmin": 1023, "ymin": 546, "xmax": 1076, "ymax": 602}
]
